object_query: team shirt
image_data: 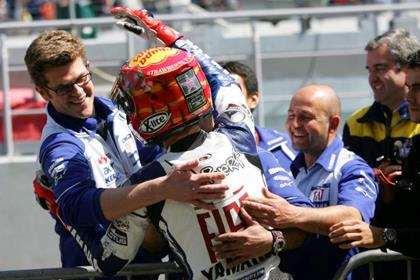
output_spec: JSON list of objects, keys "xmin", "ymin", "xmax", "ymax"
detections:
[
  {"xmin": 37, "ymin": 97, "xmax": 162, "ymax": 268},
  {"xmin": 343, "ymin": 101, "xmax": 420, "ymax": 168},
  {"xmin": 285, "ymin": 136, "xmax": 378, "ymax": 280}
]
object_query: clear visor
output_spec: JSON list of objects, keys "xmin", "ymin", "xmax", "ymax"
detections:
[{"xmin": 110, "ymin": 78, "xmax": 136, "ymax": 116}]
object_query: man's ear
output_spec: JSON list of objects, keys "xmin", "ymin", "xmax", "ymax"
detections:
[
  {"xmin": 35, "ymin": 84, "xmax": 50, "ymax": 101},
  {"xmin": 247, "ymin": 92, "xmax": 260, "ymax": 112},
  {"xmin": 329, "ymin": 115, "xmax": 340, "ymax": 133}
]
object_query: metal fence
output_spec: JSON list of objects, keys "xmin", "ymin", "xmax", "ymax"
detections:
[
  {"xmin": 0, "ymin": 249, "xmax": 417, "ymax": 279},
  {"xmin": 0, "ymin": 262, "xmax": 182, "ymax": 280},
  {"xmin": 333, "ymin": 249, "xmax": 418, "ymax": 280}
]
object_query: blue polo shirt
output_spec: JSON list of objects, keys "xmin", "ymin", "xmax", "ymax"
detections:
[{"xmin": 284, "ymin": 136, "xmax": 378, "ymax": 280}]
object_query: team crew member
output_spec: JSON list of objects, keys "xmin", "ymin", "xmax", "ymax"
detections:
[
  {"xmin": 237, "ymin": 85, "xmax": 378, "ymax": 280},
  {"xmin": 343, "ymin": 29, "xmax": 420, "ymax": 169},
  {"xmin": 330, "ymin": 49, "xmax": 420, "ymax": 278},
  {"xmin": 27, "ymin": 30, "xmax": 228, "ymax": 273}
]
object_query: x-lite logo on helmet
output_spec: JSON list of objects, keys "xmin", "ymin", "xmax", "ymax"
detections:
[{"xmin": 140, "ymin": 112, "xmax": 171, "ymax": 134}]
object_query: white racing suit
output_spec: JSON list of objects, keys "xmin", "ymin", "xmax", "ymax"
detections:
[{"xmin": 94, "ymin": 37, "xmax": 280, "ymax": 279}]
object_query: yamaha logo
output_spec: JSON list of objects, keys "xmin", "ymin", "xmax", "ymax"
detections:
[{"xmin": 140, "ymin": 112, "xmax": 171, "ymax": 134}]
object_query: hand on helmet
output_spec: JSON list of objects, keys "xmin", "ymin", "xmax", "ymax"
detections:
[{"xmin": 111, "ymin": 7, "xmax": 183, "ymax": 46}]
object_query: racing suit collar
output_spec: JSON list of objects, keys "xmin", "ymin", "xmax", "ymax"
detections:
[{"xmin": 169, "ymin": 130, "xmax": 206, "ymax": 152}]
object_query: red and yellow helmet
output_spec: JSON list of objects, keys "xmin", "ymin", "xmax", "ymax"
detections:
[{"xmin": 111, "ymin": 47, "xmax": 212, "ymax": 144}]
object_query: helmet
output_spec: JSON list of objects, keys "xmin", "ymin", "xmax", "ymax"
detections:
[{"xmin": 111, "ymin": 47, "xmax": 212, "ymax": 144}]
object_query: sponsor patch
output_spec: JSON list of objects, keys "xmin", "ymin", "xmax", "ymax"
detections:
[
  {"xmin": 129, "ymin": 47, "xmax": 179, "ymax": 68},
  {"xmin": 106, "ymin": 218, "xmax": 129, "ymax": 246},
  {"xmin": 221, "ymin": 104, "xmax": 246, "ymax": 123},
  {"xmin": 140, "ymin": 112, "xmax": 171, "ymax": 134},
  {"xmin": 48, "ymin": 157, "xmax": 67, "ymax": 185},
  {"xmin": 200, "ymin": 150, "xmax": 244, "ymax": 176},
  {"xmin": 177, "ymin": 68, "xmax": 206, "ymax": 112},
  {"xmin": 309, "ymin": 183, "xmax": 330, "ymax": 207}
]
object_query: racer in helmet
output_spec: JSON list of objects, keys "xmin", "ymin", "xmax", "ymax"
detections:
[{"xmin": 97, "ymin": 44, "xmax": 311, "ymax": 279}]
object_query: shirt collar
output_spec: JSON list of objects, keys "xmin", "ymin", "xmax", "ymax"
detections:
[
  {"xmin": 358, "ymin": 101, "xmax": 410, "ymax": 123},
  {"xmin": 291, "ymin": 136, "xmax": 343, "ymax": 176}
]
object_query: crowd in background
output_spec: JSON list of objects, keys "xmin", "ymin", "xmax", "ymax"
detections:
[{"xmin": 0, "ymin": 0, "xmax": 393, "ymax": 22}]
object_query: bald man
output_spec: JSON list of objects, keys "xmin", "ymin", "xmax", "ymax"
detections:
[{"xmin": 241, "ymin": 84, "xmax": 378, "ymax": 280}]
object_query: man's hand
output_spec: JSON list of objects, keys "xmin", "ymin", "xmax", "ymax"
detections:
[
  {"xmin": 213, "ymin": 208, "xmax": 273, "ymax": 268},
  {"xmin": 376, "ymin": 159, "xmax": 402, "ymax": 203},
  {"xmin": 242, "ymin": 188, "xmax": 297, "ymax": 229},
  {"xmin": 111, "ymin": 7, "xmax": 183, "ymax": 46},
  {"xmin": 162, "ymin": 159, "xmax": 228, "ymax": 209},
  {"xmin": 377, "ymin": 159, "xmax": 402, "ymax": 183},
  {"xmin": 329, "ymin": 220, "xmax": 385, "ymax": 249}
]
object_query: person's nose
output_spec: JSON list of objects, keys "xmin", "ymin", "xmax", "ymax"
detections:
[
  {"xmin": 71, "ymin": 83, "xmax": 86, "ymax": 96},
  {"xmin": 368, "ymin": 71, "xmax": 378, "ymax": 84},
  {"xmin": 287, "ymin": 117, "xmax": 299, "ymax": 130}
]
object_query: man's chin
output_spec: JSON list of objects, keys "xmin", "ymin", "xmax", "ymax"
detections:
[{"xmin": 291, "ymin": 141, "xmax": 305, "ymax": 151}]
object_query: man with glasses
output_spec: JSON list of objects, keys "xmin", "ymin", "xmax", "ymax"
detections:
[
  {"xmin": 42, "ymin": 72, "xmax": 92, "ymax": 96},
  {"xmin": 26, "ymin": 30, "xmax": 228, "ymax": 275}
]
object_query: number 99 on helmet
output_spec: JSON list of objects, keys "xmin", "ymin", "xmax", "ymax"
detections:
[{"xmin": 111, "ymin": 47, "xmax": 212, "ymax": 144}]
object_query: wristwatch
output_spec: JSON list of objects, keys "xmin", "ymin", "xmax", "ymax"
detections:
[
  {"xmin": 383, "ymin": 228, "xmax": 398, "ymax": 246},
  {"xmin": 270, "ymin": 230, "xmax": 285, "ymax": 255}
]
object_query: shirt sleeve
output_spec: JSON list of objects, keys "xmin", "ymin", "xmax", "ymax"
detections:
[
  {"xmin": 40, "ymin": 133, "xmax": 108, "ymax": 227},
  {"xmin": 337, "ymin": 160, "xmax": 379, "ymax": 223},
  {"xmin": 258, "ymin": 148, "xmax": 313, "ymax": 208}
]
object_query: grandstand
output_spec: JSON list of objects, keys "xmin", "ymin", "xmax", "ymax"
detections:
[{"xmin": 0, "ymin": 1, "xmax": 419, "ymax": 278}]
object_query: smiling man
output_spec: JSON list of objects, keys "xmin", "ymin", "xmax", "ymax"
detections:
[
  {"xmin": 329, "ymin": 50, "xmax": 420, "ymax": 279},
  {"xmin": 242, "ymin": 84, "xmax": 378, "ymax": 279},
  {"xmin": 343, "ymin": 29, "xmax": 420, "ymax": 169}
]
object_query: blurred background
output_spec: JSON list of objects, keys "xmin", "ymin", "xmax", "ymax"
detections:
[{"xmin": 0, "ymin": 0, "xmax": 419, "ymax": 271}]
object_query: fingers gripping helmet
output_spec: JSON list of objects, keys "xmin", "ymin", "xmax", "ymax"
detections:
[{"xmin": 111, "ymin": 47, "xmax": 212, "ymax": 144}]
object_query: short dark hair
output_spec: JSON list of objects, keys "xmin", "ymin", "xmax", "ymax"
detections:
[
  {"xmin": 25, "ymin": 30, "xmax": 87, "ymax": 86},
  {"xmin": 219, "ymin": 61, "xmax": 259, "ymax": 97}
]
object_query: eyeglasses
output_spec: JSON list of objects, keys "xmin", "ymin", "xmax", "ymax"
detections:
[{"xmin": 44, "ymin": 72, "xmax": 92, "ymax": 96}]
